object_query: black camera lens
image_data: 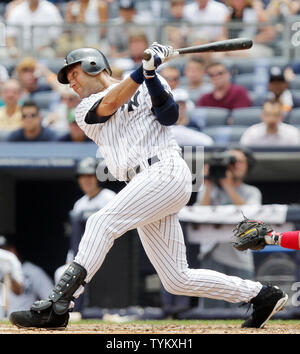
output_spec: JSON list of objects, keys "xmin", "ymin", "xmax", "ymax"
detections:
[{"xmin": 208, "ymin": 152, "xmax": 236, "ymax": 180}]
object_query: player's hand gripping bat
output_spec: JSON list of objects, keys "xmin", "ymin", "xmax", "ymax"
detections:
[{"xmin": 143, "ymin": 38, "xmax": 253, "ymax": 61}]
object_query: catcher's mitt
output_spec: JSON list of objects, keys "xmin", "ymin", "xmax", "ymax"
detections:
[{"xmin": 232, "ymin": 217, "xmax": 273, "ymax": 251}]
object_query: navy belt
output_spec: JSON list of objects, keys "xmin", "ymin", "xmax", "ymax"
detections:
[{"xmin": 127, "ymin": 155, "xmax": 160, "ymax": 181}]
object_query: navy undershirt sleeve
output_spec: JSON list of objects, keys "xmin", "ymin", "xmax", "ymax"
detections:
[{"xmin": 145, "ymin": 74, "xmax": 179, "ymax": 126}]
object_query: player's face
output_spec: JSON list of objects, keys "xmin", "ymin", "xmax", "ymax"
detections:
[
  {"xmin": 67, "ymin": 64, "xmax": 93, "ymax": 98},
  {"xmin": 78, "ymin": 174, "xmax": 99, "ymax": 196}
]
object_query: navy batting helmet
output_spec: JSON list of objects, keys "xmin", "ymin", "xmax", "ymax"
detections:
[{"xmin": 57, "ymin": 48, "xmax": 112, "ymax": 84}]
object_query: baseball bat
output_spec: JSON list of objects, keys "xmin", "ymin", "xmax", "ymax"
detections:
[{"xmin": 143, "ymin": 38, "xmax": 253, "ymax": 61}]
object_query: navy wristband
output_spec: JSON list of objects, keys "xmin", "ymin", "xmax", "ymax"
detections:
[
  {"xmin": 144, "ymin": 69, "xmax": 156, "ymax": 79},
  {"xmin": 130, "ymin": 65, "xmax": 144, "ymax": 84}
]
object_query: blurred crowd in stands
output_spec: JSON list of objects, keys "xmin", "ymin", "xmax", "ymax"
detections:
[{"xmin": 0, "ymin": 0, "xmax": 299, "ymax": 145}]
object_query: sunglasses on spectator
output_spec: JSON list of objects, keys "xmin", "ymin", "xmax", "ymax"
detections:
[
  {"xmin": 207, "ymin": 70, "xmax": 227, "ymax": 78},
  {"xmin": 22, "ymin": 112, "xmax": 38, "ymax": 119},
  {"xmin": 21, "ymin": 67, "xmax": 35, "ymax": 73}
]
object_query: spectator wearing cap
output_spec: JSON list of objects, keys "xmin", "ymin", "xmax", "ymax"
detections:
[
  {"xmin": 107, "ymin": 0, "xmax": 153, "ymax": 59},
  {"xmin": 268, "ymin": 65, "xmax": 300, "ymax": 115},
  {"xmin": 171, "ymin": 88, "xmax": 214, "ymax": 146},
  {"xmin": 0, "ymin": 79, "xmax": 23, "ymax": 136},
  {"xmin": 240, "ymin": 98, "xmax": 300, "ymax": 146},
  {"xmin": 196, "ymin": 61, "xmax": 251, "ymax": 110},
  {"xmin": 6, "ymin": 100, "xmax": 57, "ymax": 142}
]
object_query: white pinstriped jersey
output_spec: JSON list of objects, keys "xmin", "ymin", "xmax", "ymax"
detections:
[
  {"xmin": 75, "ymin": 75, "xmax": 181, "ymax": 181},
  {"xmin": 73, "ymin": 78, "xmax": 264, "ymax": 308}
]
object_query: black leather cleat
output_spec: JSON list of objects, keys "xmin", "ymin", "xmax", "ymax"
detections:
[
  {"xmin": 9, "ymin": 306, "xmax": 69, "ymax": 330},
  {"xmin": 242, "ymin": 285, "xmax": 288, "ymax": 328}
]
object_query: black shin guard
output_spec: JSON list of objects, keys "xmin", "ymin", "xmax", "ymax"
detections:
[{"xmin": 31, "ymin": 262, "xmax": 87, "ymax": 315}]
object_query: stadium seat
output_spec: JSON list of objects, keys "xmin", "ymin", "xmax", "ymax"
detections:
[
  {"xmin": 287, "ymin": 108, "xmax": 300, "ymax": 125},
  {"xmin": 231, "ymin": 58, "xmax": 289, "ymax": 77},
  {"xmin": 249, "ymin": 91, "xmax": 267, "ymax": 107},
  {"xmin": 0, "ymin": 130, "xmax": 10, "ymax": 142},
  {"xmin": 31, "ymin": 91, "xmax": 57, "ymax": 110},
  {"xmin": 291, "ymin": 89, "xmax": 300, "ymax": 99},
  {"xmin": 231, "ymin": 61, "xmax": 255, "ymax": 75},
  {"xmin": 231, "ymin": 107, "xmax": 262, "ymax": 126},
  {"xmin": 0, "ymin": 59, "xmax": 17, "ymax": 76},
  {"xmin": 45, "ymin": 58, "xmax": 65, "ymax": 74},
  {"xmin": 234, "ymin": 73, "xmax": 254, "ymax": 91},
  {"xmin": 267, "ymin": 57, "xmax": 289, "ymax": 68},
  {"xmin": 188, "ymin": 107, "xmax": 230, "ymax": 130},
  {"xmin": 290, "ymin": 75, "xmax": 300, "ymax": 90},
  {"xmin": 202, "ymin": 125, "xmax": 248, "ymax": 144}
]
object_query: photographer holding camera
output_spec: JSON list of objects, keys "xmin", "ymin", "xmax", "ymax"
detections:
[{"xmin": 195, "ymin": 145, "xmax": 262, "ymax": 310}]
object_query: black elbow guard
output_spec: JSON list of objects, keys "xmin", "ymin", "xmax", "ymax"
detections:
[
  {"xmin": 152, "ymin": 96, "xmax": 179, "ymax": 126},
  {"xmin": 85, "ymin": 98, "xmax": 114, "ymax": 124}
]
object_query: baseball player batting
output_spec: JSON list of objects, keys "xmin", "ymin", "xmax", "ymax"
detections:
[{"xmin": 10, "ymin": 43, "xmax": 288, "ymax": 330}]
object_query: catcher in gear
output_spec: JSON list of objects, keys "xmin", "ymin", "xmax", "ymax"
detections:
[{"xmin": 233, "ymin": 217, "xmax": 300, "ymax": 251}]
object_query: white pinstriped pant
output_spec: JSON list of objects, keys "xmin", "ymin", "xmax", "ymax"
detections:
[{"xmin": 74, "ymin": 151, "xmax": 262, "ymax": 303}]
